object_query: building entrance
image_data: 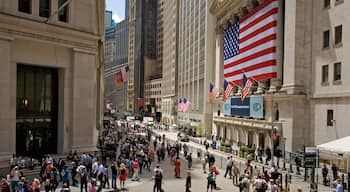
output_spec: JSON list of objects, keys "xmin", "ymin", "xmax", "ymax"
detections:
[{"xmin": 16, "ymin": 65, "xmax": 58, "ymax": 157}]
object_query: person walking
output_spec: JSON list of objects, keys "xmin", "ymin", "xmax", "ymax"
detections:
[
  {"xmin": 332, "ymin": 164, "xmax": 338, "ymax": 181},
  {"xmin": 111, "ymin": 162, "xmax": 118, "ymax": 189},
  {"xmin": 185, "ymin": 170, "xmax": 191, "ymax": 192},
  {"xmin": 80, "ymin": 167, "xmax": 88, "ymax": 192},
  {"xmin": 174, "ymin": 157, "xmax": 181, "ymax": 178},
  {"xmin": 153, "ymin": 166, "xmax": 163, "ymax": 192},
  {"xmin": 206, "ymin": 171, "xmax": 215, "ymax": 192},
  {"xmin": 71, "ymin": 162, "xmax": 78, "ymax": 187},
  {"xmin": 186, "ymin": 153, "xmax": 193, "ymax": 169},
  {"xmin": 232, "ymin": 163, "xmax": 240, "ymax": 185},
  {"xmin": 119, "ymin": 163, "xmax": 128, "ymax": 189},
  {"xmin": 322, "ymin": 164, "xmax": 329, "ymax": 186},
  {"xmin": 224, "ymin": 156, "xmax": 233, "ymax": 179}
]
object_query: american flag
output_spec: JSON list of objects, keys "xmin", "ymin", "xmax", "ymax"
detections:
[
  {"xmin": 121, "ymin": 64, "xmax": 130, "ymax": 82},
  {"xmin": 224, "ymin": 0, "xmax": 278, "ymax": 85},
  {"xmin": 177, "ymin": 99, "xmax": 183, "ymax": 112},
  {"xmin": 223, "ymin": 79, "xmax": 233, "ymax": 102},
  {"xmin": 182, "ymin": 98, "xmax": 191, "ymax": 112},
  {"xmin": 209, "ymin": 83, "xmax": 218, "ymax": 104},
  {"xmin": 241, "ymin": 74, "xmax": 254, "ymax": 102}
]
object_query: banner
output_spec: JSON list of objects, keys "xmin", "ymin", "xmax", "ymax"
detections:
[
  {"xmin": 231, "ymin": 97, "xmax": 250, "ymax": 117},
  {"xmin": 250, "ymin": 96, "xmax": 264, "ymax": 118},
  {"xmin": 222, "ymin": 96, "xmax": 264, "ymax": 118}
]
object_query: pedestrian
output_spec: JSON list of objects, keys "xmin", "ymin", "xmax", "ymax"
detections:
[
  {"xmin": 119, "ymin": 163, "xmax": 128, "ymax": 189},
  {"xmin": 80, "ymin": 167, "xmax": 88, "ymax": 192},
  {"xmin": 174, "ymin": 157, "xmax": 181, "ymax": 178},
  {"xmin": 88, "ymin": 179, "xmax": 97, "ymax": 192},
  {"xmin": 185, "ymin": 170, "xmax": 191, "ymax": 192},
  {"xmin": 30, "ymin": 178, "xmax": 41, "ymax": 192},
  {"xmin": 224, "ymin": 156, "xmax": 233, "ymax": 179},
  {"xmin": 253, "ymin": 175, "xmax": 267, "ymax": 192},
  {"xmin": 9, "ymin": 166, "xmax": 20, "ymax": 192},
  {"xmin": 186, "ymin": 153, "xmax": 193, "ymax": 169},
  {"xmin": 201, "ymin": 156, "xmax": 207, "ymax": 174},
  {"xmin": 332, "ymin": 163, "xmax": 338, "ymax": 181},
  {"xmin": 1, "ymin": 178, "xmax": 10, "ymax": 192},
  {"xmin": 322, "ymin": 164, "xmax": 329, "ymax": 186},
  {"xmin": 71, "ymin": 162, "xmax": 78, "ymax": 187},
  {"xmin": 240, "ymin": 174, "xmax": 250, "ymax": 192},
  {"xmin": 111, "ymin": 162, "xmax": 118, "ymax": 189},
  {"xmin": 60, "ymin": 182, "xmax": 70, "ymax": 192},
  {"xmin": 232, "ymin": 163, "xmax": 240, "ymax": 185},
  {"xmin": 103, "ymin": 165, "xmax": 110, "ymax": 188},
  {"xmin": 61, "ymin": 166, "xmax": 70, "ymax": 187},
  {"xmin": 206, "ymin": 171, "xmax": 215, "ymax": 192},
  {"xmin": 153, "ymin": 167, "xmax": 163, "ymax": 192},
  {"xmin": 132, "ymin": 159, "xmax": 139, "ymax": 181},
  {"xmin": 335, "ymin": 178, "xmax": 343, "ymax": 192}
]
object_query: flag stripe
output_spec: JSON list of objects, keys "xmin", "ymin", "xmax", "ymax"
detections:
[
  {"xmin": 226, "ymin": 66, "xmax": 276, "ymax": 84},
  {"xmin": 240, "ymin": 7, "xmax": 278, "ymax": 33},
  {"xmin": 224, "ymin": 47, "xmax": 276, "ymax": 69},
  {"xmin": 240, "ymin": 0, "xmax": 278, "ymax": 24},
  {"xmin": 240, "ymin": 27, "xmax": 277, "ymax": 49},
  {"xmin": 224, "ymin": 60, "xmax": 276, "ymax": 78},
  {"xmin": 240, "ymin": 21, "xmax": 277, "ymax": 43},
  {"xmin": 240, "ymin": 34, "xmax": 276, "ymax": 54},
  {"xmin": 224, "ymin": 52, "xmax": 276, "ymax": 74}
]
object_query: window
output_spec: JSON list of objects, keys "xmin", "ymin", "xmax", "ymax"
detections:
[
  {"xmin": 322, "ymin": 65, "xmax": 329, "ymax": 83},
  {"xmin": 18, "ymin": 0, "xmax": 31, "ymax": 14},
  {"xmin": 335, "ymin": 25, "xmax": 342, "ymax": 45},
  {"xmin": 335, "ymin": 0, "xmax": 344, "ymax": 5},
  {"xmin": 39, "ymin": 0, "xmax": 50, "ymax": 18},
  {"xmin": 327, "ymin": 109, "xmax": 333, "ymax": 126},
  {"xmin": 58, "ymin": 0, "xmax": 68, "ymax": 22},
  {"xmin": 333, "ymin": 62, "xmax": 341, "ymax": 81},
  {"xmin": 323, "ymin": 30, "xmax": 330, "ymax": 48},
  {"xmin": 324, "ymin": 0, "xmax": 330, "ymax": 8}
]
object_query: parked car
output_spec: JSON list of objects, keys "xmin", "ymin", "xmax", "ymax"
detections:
[{"xmin": 177, "ymin": 132, "xmax": 190, "ymax": 142}]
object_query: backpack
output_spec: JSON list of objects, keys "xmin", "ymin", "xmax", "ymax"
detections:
[{"xmin": 207, "ymin": 172, "xmax": 214, "ymax": 182}]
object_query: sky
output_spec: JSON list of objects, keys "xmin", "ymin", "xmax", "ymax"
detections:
[{"xmin": 106, "ymin": 0, "xmax": 125, "ymax": 23}]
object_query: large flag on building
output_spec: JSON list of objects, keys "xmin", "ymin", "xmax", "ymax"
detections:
[
  {"xmin": 177, "ymin": 98, "xmax": 183, "ymax": 112},
  {"xmin": 223, "ymin": 0, "xmax": 278, "ymax": 85},
  {"xmin": 209, "ymin": 83, "xmax": 218, "ymax": 104},
  {"xmin": 223, "ymin": 79, "xmax": 233, "ymax": 102},
  {"xmin": 121, "ymin": 64, "xmax": 130, "ymax": 82},
  {"xmin": 115, "ymin": 70, "xmax": 124, "ymax": 87},
  {"xmin": 241, "ymin": 74, "xmax": 254, "ymax": 102},
  {"xmin": 182, "ymin": 98, "xmax": 191, "ymax": 112}
]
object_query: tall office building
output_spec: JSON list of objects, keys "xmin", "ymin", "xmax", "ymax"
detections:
[
  {"xmin": 177, "ymin": 0, "xmax": 216, "ymax": 135},
  {"xmin": 161, "ymin": 0, "xmax": 179, "ymax": 125},
  {"xmin": 104, "ymin": 18, "xmax": 117, "ymax": 109},
  {"xmin": 0, "ymin": 0, "xmax": 104, "ymax": 159},
  {"xmin": 210, "ymin": 0, "xmax": 350, "ymax": 155},
  {"xmin": 128, "ymin": 0, "xmax": 157, "ymax": 113}
]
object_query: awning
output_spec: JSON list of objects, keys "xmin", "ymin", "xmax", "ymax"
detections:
[{"xmin": 317, "ymin": 136, "xmax": 350, "ymax": 155}]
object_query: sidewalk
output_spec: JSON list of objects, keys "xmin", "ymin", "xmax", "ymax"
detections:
[{"xmin": 151, "ymin": 128, "xmax": 332, "ymax": 192}]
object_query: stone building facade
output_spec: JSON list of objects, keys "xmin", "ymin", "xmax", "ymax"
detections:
[
  {"xmin": 0, "ymin": 0, "xmax": 104, "ymax": 159},
  {"xmin": 209, "ymin": 0, "xmax": 350, "ymax": 154}
]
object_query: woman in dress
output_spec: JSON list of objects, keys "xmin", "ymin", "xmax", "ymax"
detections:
[
  {"xmin": 174, "ymin": 157, "xmax": 181, "ymax": 178},
  {"xmin": 119, "ymin": 163, "xmax": 128, "ymax": 189}
]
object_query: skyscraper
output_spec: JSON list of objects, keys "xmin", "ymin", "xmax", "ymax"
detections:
[
  {"xmin": 128, "ymin": 0, "xmax": 158, "ymax": 113},
  {"xmin": 177, "ymin": 0, "xmax": 215, "ymax": 135},
  {"xmin": 161, "ymin": 0, "xmax": 179, "ymax": 125}
]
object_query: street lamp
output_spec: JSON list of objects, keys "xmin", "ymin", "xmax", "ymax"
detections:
[{"xmin": 282, "ymin": 137, "xmax": 287, "ymax": 170}]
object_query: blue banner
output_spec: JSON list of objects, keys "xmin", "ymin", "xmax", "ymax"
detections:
[
  {"xmin": 231, "ymin": 97, "xmax": 250, "ymax": 117},
  {"xmin": 222, "ymin": 99, "xmax": 231, "ymax": 116},
  {"xmin": 250, "ymin": 96, "xmax": 264, "ymax": 118}
]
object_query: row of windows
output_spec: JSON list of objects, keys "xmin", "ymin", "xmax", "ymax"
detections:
[
  {"xmin": 324, "ymin": 0, "xmax": 343, "ymax": 8},
  {"xmin": 321, "ymin": 62, "xmax": 341, "ymax": 84},
  {"xmin": 18, "ymin": 0, "xmax": 68, "ymax": 22},
  {"xmin": 323, "ymin": 25, "xmax": 342, "ymax": 48}
]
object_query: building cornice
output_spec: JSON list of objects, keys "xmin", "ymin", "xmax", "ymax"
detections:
[{"xmin": 0, "ymin": 13, "xmax": 100, "ymax": 51}]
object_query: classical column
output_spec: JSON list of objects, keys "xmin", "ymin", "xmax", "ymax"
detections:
[
  {"xmin": 255, "ymin": 132, "xmax": 260, "ymax": 148},
  {"xmin": 0, "ymin": 33, "xmax": 15, "ymax": 159},
  {"xmin": 215, "ymin": 26, "xmax": 224, "ymax": 92}
]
